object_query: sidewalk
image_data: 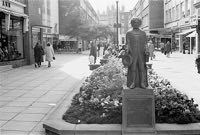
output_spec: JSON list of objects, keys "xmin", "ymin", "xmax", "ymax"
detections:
[
  {"xmin": 151, "ymin": 51, "xmax": 200, "ymax": 107},
  {"xmin": 0, "ymin": 53, "xmax": 92, "ymax": 135}
]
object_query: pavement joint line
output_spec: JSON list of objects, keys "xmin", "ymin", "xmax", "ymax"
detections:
[{"xmin": 28, "ymin": 78, "xmax": 86, "ymax": 134}]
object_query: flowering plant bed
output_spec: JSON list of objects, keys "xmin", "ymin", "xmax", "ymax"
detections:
[{"xmin": 63, "ymin": 56, "xmax": 200, "ymax": 124}]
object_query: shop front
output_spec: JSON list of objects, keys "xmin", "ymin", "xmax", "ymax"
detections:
[
  {"xmin": 58, "ymin": 35, "xmax": 77, "ymax": 52},
  {"xmin": 194, "ymin": 1, "xmax": 200, "ymax": 55},
  {"xmin": 0, "ymin": 0, "xmax": 28, "ymax": 67}
]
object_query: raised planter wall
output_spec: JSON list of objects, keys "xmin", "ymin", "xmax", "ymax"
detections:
[{"xmin": 43, "ymin": 82, "xmax": 200, "ymax": 135}]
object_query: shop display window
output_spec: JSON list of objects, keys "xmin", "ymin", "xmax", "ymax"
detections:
[{"xmin": 0, "ymin": 13, "xmax": 24, "ymax": 62}]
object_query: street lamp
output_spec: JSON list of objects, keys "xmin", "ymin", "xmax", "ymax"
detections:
[{"xmin": 116, "ymin": 1, "xmax": 119, "ymax": 47}]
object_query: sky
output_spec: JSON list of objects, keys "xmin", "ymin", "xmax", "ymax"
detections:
[{"xmin": 88, "ymin": 0, "xmax": 137, "ymax": 14}]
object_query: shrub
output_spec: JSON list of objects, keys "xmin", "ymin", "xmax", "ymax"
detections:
[
  {"xmin": 63, "ymin": 57, "xmax": 200, "ymax": 124},
  {"xmin": 148, "ymin": 69, "xmax": 200, "ymax": 124}
]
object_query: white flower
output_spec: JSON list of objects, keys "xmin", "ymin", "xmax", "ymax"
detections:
[
  {"xmin": 101, "ymin": 103, "xmax": 105, "ymax": 106},
  {"xmin": 78, "ymin": 97, "xmax": 83, "ymax": 103},
  {"xmin": 114, "ymin": 100, "xmax": 119, "ymax": 106},
  {"xmin": 94, "ymin": 98, "xmax": 99, "ymax": 103}
]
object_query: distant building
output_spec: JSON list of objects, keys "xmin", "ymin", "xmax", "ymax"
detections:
[
  {"xmin": 99, "ymin": 5, "xmax": 128, "ymax": 45},
  {"xmin": 119, "ymin": 12, "xmax": 129, "ymax": 45},
  {"xmin": 59, "ymin": 0, "xmax": 99, "ymax": 51}
]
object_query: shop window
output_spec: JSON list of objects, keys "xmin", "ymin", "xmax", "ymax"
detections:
[{"xmin": 0, "ymin": 15, "xmax": 24, "ymax": 62}]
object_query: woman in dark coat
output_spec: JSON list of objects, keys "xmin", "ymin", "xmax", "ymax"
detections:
[
  {"xmin": 89, "ymin": 42, "xmax": 97, "ymax": 64},
  {"xmin": 34, "ymin": 42, "xmax": 44, "ymax": 68},
  {"xmin": 165, "ymin": 41, "xmax": 171, "ymax": 57}
]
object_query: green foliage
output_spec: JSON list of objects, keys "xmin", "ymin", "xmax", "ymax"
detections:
[
  {"xmin": 63, "ymin": 58, "xmax": 200, "ymax": 124},
  {"xmin": 63, "ymin": 56, "xmax": 125, "ymax": 124},
  {"xmin": 148, "ymin": 70, "xmax": 200, "ymax": 124}
]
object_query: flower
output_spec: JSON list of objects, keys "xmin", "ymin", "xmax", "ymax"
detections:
[{"xmin": 78, "ymin": 97, "xmax": 83, "ymax": 103}]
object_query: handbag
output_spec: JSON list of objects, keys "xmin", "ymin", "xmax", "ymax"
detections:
[{"xmin": 53, "ymin": 56, "xmax": 55, "ymax": 60}]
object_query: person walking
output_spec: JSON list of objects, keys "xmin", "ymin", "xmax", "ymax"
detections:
[
  {"xmin": 195, "ymin": 54, "xmax": 200, "ymax": 74},
  {"xmin": 97, "ymin": 43, "xmax": 101, "ymax": 57},
  {"xmin": 183, "ymin": 41, "xmax": 186, "ymax": 54},
  {"xmin": 89, "ymin": 42, "xmax": 97, "ymax": 64},
  {"xmin": 165, "ymin": 41, "xmax": 171, "ymax": 58},
  {"xmin": 160, "ymin": 42, "xmax": 165, "ymax": 53},
  {"xmin": 34, "ymin": 42, "xmax": 44, "ymax": 68},
  {"xmin": 45, "ymin": 42, "xmax": 55, "ymax": 67},
  {"xmin": 103, "ymin": 43, "xmax": 109, "ymax": 55},
  {"xmin": 148, "ymin": 40, "xmax": 155, "ymax": 60}
]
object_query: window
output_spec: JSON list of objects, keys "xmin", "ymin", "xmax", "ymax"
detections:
[
  {"xmin": 0, "ymin": 14, "xmax": 24, "ymax": 62},
  {"xmin": 185, "ymin": 0, "xmax": 189, "ymax": 16},
  {"xmin": 180, "ymin": 2, "xmax": 184, "ymax": 18},
  {"xmin": 172, "ymin": 7, "xmax": 175, "ymax": 21},
  {"xmin": 165, "ymin": 10, "xmax": 168, "ymax": 23},
  {"xmin": 191, "ymin": 0, "xmax": 195, "ymax": 15},
  {"xmin": 176, "ymin": 5, "xmax": 179, "ymax": 20}
]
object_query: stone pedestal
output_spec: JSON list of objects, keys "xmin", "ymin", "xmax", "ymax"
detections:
[
  {"xmin": 122, "ymin": 88, "xmax": 155, "ymax": 135},
  {"xmin": 89, "ymin": 64, "xmax": 101, "ymax": 70}
]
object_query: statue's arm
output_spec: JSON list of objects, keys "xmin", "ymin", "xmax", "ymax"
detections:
[
  {"xmin": 144, "ymin": 33, "xmax": 148, "ymax": 52},
  {"xmin": 126, "ymin": 32, "xmax": 131, "ymax": 53}
]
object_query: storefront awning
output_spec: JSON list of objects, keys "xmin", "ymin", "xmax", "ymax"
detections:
[
  {"xmin": 59, "ymin": 35, "xmax": 77, "ymax": 41},
  {"xmin": 178, "ymin": 29, "xmax": 196, "ymax": 35},
  {"xmin": 32, "ymin": 25, "xmax": 52, "ymax": 29},
  {"xmin": 186, "ymin": 31, "xmax": 197, "ymax": 37}
]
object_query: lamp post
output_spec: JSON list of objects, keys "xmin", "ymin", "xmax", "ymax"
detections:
[{"xmin": 116, "ymin": 1, "xmax": 119, "ymax": 47}]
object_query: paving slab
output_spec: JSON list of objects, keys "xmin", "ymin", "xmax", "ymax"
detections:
[
  {"xmin": 1, "ymin": 121, "xmax": 38, "ymax": 131},
  {"xmin": 29, "ymin": 131, "xmax": 45, "ymax": 135},
  {"xmin": 22, "ymin": 107, "xmax": 51, "ymax": 114},
  {"xmin": 6, "ymin": 101, "xmax": 33, "ymax": 107},
  {"xmin": 0, "ymin": 112, "xmax": 18, "ymax": 121},
  {"xmin": 0, "ymin": 53, "xmax": 92, "ymax": 134},
  {"xmin": 152, "ymin": 52, "xmax": 200, "ymax": 106},
  {"xmin": 12, "ymin": 113, "xmax": 45, "ymax": 122},
  {"xmin": 0, "ymin": 130, "xmax": 29, "ymax": 135},
  {"xmin": 0, "ymin": 106, "xmax": 25, "ymax": 113},
  {"xmin": 0, "ymin": 120, "xmax": 7, "ymax": 127}
]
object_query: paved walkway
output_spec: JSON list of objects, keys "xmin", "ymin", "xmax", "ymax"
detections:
[
  {"xmin": 151, "ymin": 51, "xmax": 200, "ymax": 107},
  {"xmin": 0, "ymin": 53, "xmax": 92, "ymax": 135}
]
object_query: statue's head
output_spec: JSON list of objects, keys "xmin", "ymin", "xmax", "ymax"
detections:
[{"xmin": 131, "ymin": 18, "xmax": 142, "ymax": 28}]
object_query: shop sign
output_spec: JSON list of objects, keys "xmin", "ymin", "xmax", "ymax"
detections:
[
  {"xmin": 179, "ymin": 18, "xmax": 190, "ymax": 26},
  {"xmin": 190, "ymin": 14, "xmax": 198, "ymax": 26}
]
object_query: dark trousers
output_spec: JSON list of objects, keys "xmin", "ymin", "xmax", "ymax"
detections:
[{"xmin": 197, "ymin": 64, "xmax": 200, "ymax": 73}]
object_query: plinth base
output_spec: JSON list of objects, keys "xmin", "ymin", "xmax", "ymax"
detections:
[{"xmin": 122, "ymin": 88, "xmax": 155, "ymax": 135}]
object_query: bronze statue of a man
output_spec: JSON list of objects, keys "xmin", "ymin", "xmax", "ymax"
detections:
[{"xmin": 125, "ymin": 18, "xmax": 148, "ymax": 89}]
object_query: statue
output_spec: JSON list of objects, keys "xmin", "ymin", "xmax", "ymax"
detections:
[{"xmin": 123, "ymin": 18, "xmax": 148, "ymax": 89}]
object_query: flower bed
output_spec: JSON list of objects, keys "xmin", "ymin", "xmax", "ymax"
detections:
[{"xmin": 63, "ymin": 56, "xmax": 200, "ymax": 124}]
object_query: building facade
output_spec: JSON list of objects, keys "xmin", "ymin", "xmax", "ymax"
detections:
[
  {"xmin": 27, "ymin": 0, "xmax": 59, "ymax": 64},
  {"xmin": 119, "ymin": 12, "xmax": 129, "ymax": 45},
  {"xmin": 194, "ymin": 0, "xmax": 200, "ymax": 55},
  {"xmin": 0, "ymin": 0, "xmax": 29, "ymax": 67},
  {"xmin": 99, "ymin": 5, "xmax": 128, "ymax": 45},
  {"xmin": 59, "ymin": 0, "xmax": 99, "ymax": 51},
  {"xmin": 129, "ymin": 0, "xmax": 164, "ymax": 48},
  {"xmin": 129, "ymin": 0, "xmax": 164, "ymax": 32},
  {"xmin": 164, "ymin": 0, "xmax": 199, "ymax": 54}
]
